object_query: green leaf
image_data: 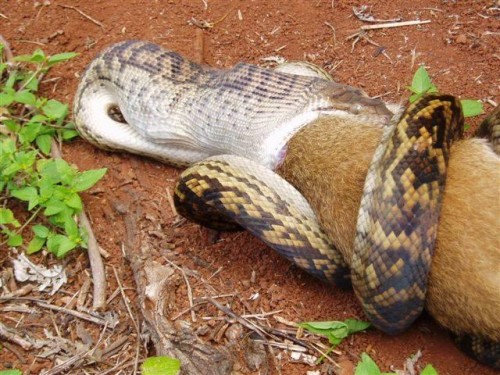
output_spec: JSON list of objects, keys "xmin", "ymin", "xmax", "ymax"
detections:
[
  {"xmin": 0, "ymin": 90, "xmax": 14, "ymax": 106},
  {"xmin": 0, "ymin": 369, "xmax": 23, "ymax": 375},
  {"xmin": 47, "ymin": 52, "xmax": 79, "ymax": 65},
  {"xmin": 355, "ymin": 353, "xmax": 382, "ymax": 375},
  {"xmin": 62, "ymin": 129, "xmax": 80, "ymax": 141},
  {"xmin": 345, "ymin": 319, "xmax": 371, "ymax": 334},
  {"xmin": 1, "ymin": 161, "xmax": 21, "ymax": 177},
  {"xmin": 299, "ymin": 319, "xmax": 371, "ymax": 348},
  {"xmin": 460, "ymin": 99, "xmax": 483, "ymax": 118},
  {"xmin": 16, "ymin": 150, "xmax": 37, "ymax": 169},
  {"xmin": 39, "ymin": 177, "xmax": 55, "ymax": 200},
  {"xmin": 24, "ymin": 76, "xmax": 39, "ymax": 92},
  {"xmin": 19, "ymin": 121, "xmax": 42, "ymax": 143},
  {"xmin": 421, "ymin": 364, "xmax": 438, "ymax": 375},
  {"xmin": 38, "ymin": 159, "xmax": 76, "ymax": 185},
  {"xmin": 72, "ymin": 168, "xmax": 107, "ymax": 192},
  {"xmin": 42, "ymin": 99, "xmax": 68, "ymax": 121},
  {"xmin": 14, "ymin": 48, "xmax": 46, "ymax": 63},
  {"xmin": 46, "ymin": 234, "xmax": 77, "ymax": 257},
  {"xmin": 63, "ymin": 215, "xmax": 80, "ymax": 239},
  {"xmin": 408, "ymin": 66, "xmax": 438, "ymax": 102},
  {"xmin": 141, "ymin": 356, "xmax": 181, "ymax": 375},
  {"xmin": 11, "ymin": 186, "xmax": 38, "ymax": 202},
  {"xmin": 27, "ymin": 236, "xmax": 46, "ymax": 254},
  {"xmin": 44, "ymin": 198, "xmax": 65, "ymax": 216},
  {"xmin": 411, "ymin": 66, "xmax": 433, "ymax": 94},
  {"xmin": 1, "ymin": 139, "xmax": 16, "ymax": 154},
  {"xmin": 14, "ymin": 90, "xmax": 37, "ymax": 106},
  {"xmin": 36, "ymin": 134, "xmax": 53, "ymax": 155},
  {"xmin": 33, "ymin": 224, "xmax": 50, "ymax": 238},
  {"xmin": 7, "ymin": 233, "xmax": 23, "ymax": 247},
  {"xmin": 0, "ymin": 208, "xmax": 20, "ymax": 226},
  {"xmin": 3, "ymin": 119, "xmax": 20, "ymax": 133},
  {"xmin": 65, "ymin": 193, "xmax": 82, "ymax": 211}
]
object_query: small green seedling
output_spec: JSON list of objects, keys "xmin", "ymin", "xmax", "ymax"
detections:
[
  {"xmin": 141, "ymin": 356, "xmax": 181, "ymax": 375},
  {"xmin": 407, "ymin": 65, "xmax": 483, "ymax": 121},
  {"xmin": 298, "ymin": 318, "xmax": 371, "ymax": 345},
  {"xmin": 355, "ymin": 352, "xmax": 438, "ymax": 375},
  {"xmin": 0, "ymin": 370, "xmax": 23, "ymax": 375},
  {"xmin": 0, "ymin": 44, "xmax": 106, "ymax": 257},
  {"xmin": 298, "ymin": 318, "xmax": 370, "ymax": 363}
]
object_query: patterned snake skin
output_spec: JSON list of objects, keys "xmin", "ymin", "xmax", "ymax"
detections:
[{"xmin": 73, "ymin": 40, "xmax": 498, "ymax": 368}]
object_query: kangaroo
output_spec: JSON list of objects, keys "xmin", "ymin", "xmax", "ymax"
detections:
[{"xmin": 277, "ymin": 113, "xmax": 500, "ymax": 361}]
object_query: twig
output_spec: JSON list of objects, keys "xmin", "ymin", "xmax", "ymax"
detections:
[
  {"xmin": 80, "ymin": 213, "xmax": 107, "ymax": 309},
  {"xmin": 58, "ymin": 4, "xmax": 104, "ymax": 28},
  {"xmin": 360, "ymin": 19, "xmax": 430, "ymax": 31},
  {"xmin": 164, "ymin": 258, "xmax": 197, "ymax": 322},
  {"xmin": 188, "ymin": 7, "xmax": 234, "ymax": 29},
  {"xmin": 0, "ymin": 34, "xmax": 14, "ymax": 63},
  {"xmin": 2, "ymin": 342, "xmax": 26, "ymax": 364},
  {"xmin": 205, "ymin": 296, "xmax": 339, "ymax": 365},
  {"xmin": 36, "ymin": 301, "xmax": 111, "ymax": 326},
  {"xmin": 112, "ymin": 265, "xmax": 141, "ymax": 374},
  {"xmin": 353, "ymin": 6, "xmax": 401, "ymax": 23},
  {"xmin": 0, "ymin": 321, "xmax": 36, "ymax": 350},
  {"xmin": 165, "ymin": 187, "xmax": 178, "ymax": 217},
  {"xmin": 194, "ymin": 28, "xmax": 206, "ymax": 65},
  {"xmin": 324, "ymin": 21, "xmax": 337, "ymax": 47},
  {"xmin": 43, "ymin": 348, "xmax": 92, "ymax": 375},
  {"xmin": 205, "ymin": 297, "xmax": 270, "ymax": 340},
  {"xmin": 51, "ymin": 140, "xmax": 107, "ymax": 309}
]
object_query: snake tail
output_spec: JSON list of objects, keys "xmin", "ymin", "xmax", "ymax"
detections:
[
  {"xmin": 174, "ymin": 155, "xmax": 351, "ymax": 288},
  {"xmin": 352, "ymin": 94, "xmax": 464, "ymax": 334},
  {"xmin": 455, "ymin": 334, "xmax": 500, "ymax": 370}
]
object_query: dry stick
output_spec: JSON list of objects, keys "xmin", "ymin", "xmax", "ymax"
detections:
[
  {"xmin": 194, "ymin": 28, "xmax": 206, "ymax": 65},
  {"xmin": 0, "ymin": 321, "xmax": 34, "ymax": 350},
  {"xmin": 360, "ymin": 19, "xmax": 430, "ymax": 30},
  {"xmin": 112, "ymin": 266, "xmax": 141, "ymax": 375},
  {"xmin": 165, "ymin": 187, "xmax": 178, "ymax": 217},
  {"xmin": 206, "ymin": 298, "xmax": 340, "ymax": 366},
  {"xmin": 43, "ymin": 348, "xmax": 93, "ymax": 375},
  {"xmin": 58, "ymin": 4, "xmax": 105, "ymax": 28},
  {"xmin": 0, "ymin": 35, "xmax": 14, "ymax": 62},
  {"xmin": 164, "ymin": 258, "xmax": 197, "ymax": 322},
  {"xmin": 35, "ymin": 301, "xmax": 110, "ymax": 326},
  {"xmin": 51, "ymin": 141, "xmax": 107, "ymax": 309},
  {"xmin": 206, "ymin": 297, "xmax": 271, "ymax": 340},
  {"xmin": 2, "ymin": 342, "xmax": 26, "ymax": 364}
]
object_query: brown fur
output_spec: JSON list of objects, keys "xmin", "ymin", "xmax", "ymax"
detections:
[{"xmin": 277, "ymin": 116, "xmax": 500, "ymax": 341}]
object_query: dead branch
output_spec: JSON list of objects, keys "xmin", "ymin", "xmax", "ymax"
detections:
[
  {"xmin": 58, "ymin": 4, "xmax": 105, "ymax": 28},
  {"xmin": 0, "ymin": 321, "xmax": 40, "ymax": 350},
  {"xmin": 118, "ymin": 196, "xmax": 233, "ymax": 375},
  {"xmin": 360, "ymin": 19, "xmax": 430, "ymax": 31}
]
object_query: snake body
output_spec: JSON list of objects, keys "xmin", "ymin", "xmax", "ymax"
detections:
[{"xmin": 74, "ymin": 40, "xmax": 499, "ymax": 368}]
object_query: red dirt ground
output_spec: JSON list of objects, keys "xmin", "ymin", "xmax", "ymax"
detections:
[{"xmin": 1, "ymin": 1, "xmax": 499, "ymax": 374}]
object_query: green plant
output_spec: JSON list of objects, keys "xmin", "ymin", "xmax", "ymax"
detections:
[
  {"xmin": 141, "ymin": 356, "xmax": 181, "ymax": 375},
  {"xmin": 0, "ymin": 370, "xmax": 23, "ymax": 375},
  {"xmin": 354, "ymin": 353, "xmax": 438, "ymax": 375},
  {"xmin": 407, "ymin": 65, "xmax": 483, "ymax": 120},
  {"xmin": 298, "ymin": 318, "xmax": 370, "ymax": 363},
  {"xmin": 0, "ymin": 44, "xmax": 106, "ymax": 257}
]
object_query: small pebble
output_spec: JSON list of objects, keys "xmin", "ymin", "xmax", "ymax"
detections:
[{"xmin": 456, "ymin": 34, "xmax": 467, "ymax": 44}]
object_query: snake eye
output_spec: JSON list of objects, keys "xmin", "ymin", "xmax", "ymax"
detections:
[{"xmin": 107, "ymin": 104, "xmax": 127, "ymax": 124}]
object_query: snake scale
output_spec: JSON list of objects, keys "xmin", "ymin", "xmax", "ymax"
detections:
[{"xmin": 74, "ymin": 40, "xmax": 499, "ymax": 368}]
